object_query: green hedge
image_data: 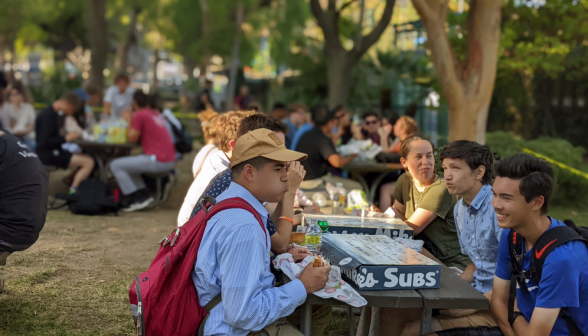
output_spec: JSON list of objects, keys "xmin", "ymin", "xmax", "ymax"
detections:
[{"xmin": 486, "ymin": 131, "xmax": 588, "ymax": 206}]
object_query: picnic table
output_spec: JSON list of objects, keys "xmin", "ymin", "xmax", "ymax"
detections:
[
  {"xmin": 300, "ymin": 265, "xmax": 488, "ymax": 336},
  {"xmin": 74, "ymin": 140, "xmax": 138, "ymax": 182},
  {"xmin": 342, "ymin": 161, "xmax": 403, "ymax": 202}
]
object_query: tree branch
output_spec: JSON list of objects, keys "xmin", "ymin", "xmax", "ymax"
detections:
[
  {"xmin": 309, "ymin": 0, "xmax": 327, "ymax": 29},
  {"xmin": 354, "ymin": 0, "xmax": 366, "ymax": 50},
  {"xmin": 350, "ymin": 0, "xmax": 396, "ymax": 61},
  {"xmin": 339, "ymin": 0, "xmax": 357, "ymax": 13},
  {"xmin": 411, "ymin": 0, "xmax": 434, "ymax": 23},
  {"xmin": 328, "ymin": 0, "xmax": 337, "ymax": 12}
]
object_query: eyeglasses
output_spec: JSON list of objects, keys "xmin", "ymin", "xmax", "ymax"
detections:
[{"xmin": 365, "ymin": 120, "xmax": 379, "ymax": 125}]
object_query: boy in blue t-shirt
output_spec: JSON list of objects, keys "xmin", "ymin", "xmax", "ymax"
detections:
[{"xmin": 491, "ymin": 154, "xmax": 588, "ymax": 336}]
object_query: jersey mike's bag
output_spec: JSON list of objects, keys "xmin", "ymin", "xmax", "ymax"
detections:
[
  {"xmin": 128, "ymin": 197, "xmax": 266, "ymax": 336},
  {"xmin": 54, "ymin": 178, "xmax": 120, "ymax": 216}
]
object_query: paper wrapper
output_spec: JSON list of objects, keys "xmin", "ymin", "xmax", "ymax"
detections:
[{"xmin": 272, "ymin": 254, "xmax": 367, "ymax": 308}]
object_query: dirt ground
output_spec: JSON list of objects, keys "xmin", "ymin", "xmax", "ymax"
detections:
[{"xmin": 0, "ymin": 146, "xmax": 350, "ymax": 336}]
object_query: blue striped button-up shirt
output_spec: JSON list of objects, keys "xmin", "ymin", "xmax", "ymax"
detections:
[
  {"xmin": 454, "ymin": 184, "xmax": 503, "ymax": 294},
  {"xmin": 193, "ymin": 182, "xmax": 307, "ymax": 336}
]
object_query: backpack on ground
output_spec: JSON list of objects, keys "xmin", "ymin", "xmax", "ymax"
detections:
[
  {"xmin": 164, "ymin": 115, "xmax": 193, "ymax": 154},
  {"xmin": 128, "ymin": 197, "xmax": 266, "ymax": 336},
  {"xmin": 508, "ymin": 219, "xmax": 588, "ymax": 336},
  {"xmin": 54, "ymin": 178, "xmax": 120, "ymax": 216}
]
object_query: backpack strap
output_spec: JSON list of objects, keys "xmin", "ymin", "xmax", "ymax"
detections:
[
  {"xmin": 508, "ymin": 229, "xmax": 526, "ymax": 326},
  {"xmin": 529, "ymin": 225, "xmax": 588, "ymax": 284},
  {"xmin": 204, "ymin": 197, "xmax": 268, "ymax": 247},
  {"xmin": 199, "ymin": 294, "xmax": 222, "ymax": 336}
]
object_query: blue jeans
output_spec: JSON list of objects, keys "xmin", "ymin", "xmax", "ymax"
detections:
[{"xmin": 20, "ymin": 138, "xmax": 36, "ymax": 152}]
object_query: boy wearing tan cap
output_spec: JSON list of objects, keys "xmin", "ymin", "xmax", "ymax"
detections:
[{"xmin": 193, "ymin": 129, "xmax": 331, "ymax": 336}]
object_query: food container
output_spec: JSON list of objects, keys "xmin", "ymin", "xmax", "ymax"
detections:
[
  {"xmin": 302, "ymin": 213, "xmax": 413, "ymax": 239},
  {"xmin": 321, "ymin": 234, "xmax": 441, "ymax": 290}
]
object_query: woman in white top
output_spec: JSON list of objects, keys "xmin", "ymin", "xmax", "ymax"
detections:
[
  {"xmin": 192, "ymin": 109, "xmax": 219, "ymax": 178},
  {"xmin": 9, "ymin": 82, "xmax": 36, "ymax": 151}
]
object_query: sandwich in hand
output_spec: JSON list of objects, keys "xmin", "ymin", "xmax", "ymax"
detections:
[{"xmin": 313, "ymin": 255, "xmax": 327, "ymax": 267}]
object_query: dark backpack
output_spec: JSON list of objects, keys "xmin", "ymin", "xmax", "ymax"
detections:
[
  {"xmin": 508, "ymin": 219, "xmax": 588, "ymax": 335},
  {"xmin": 55, "ymin": 178, "xmax": 120, "ymax": 216},
  {"xmin": 164, "ymin": 115, "xmax": 193, "ymax": 154},
  {"xmin": 128, "ymin": 197, "xmax": 266, "ymax": 336}
]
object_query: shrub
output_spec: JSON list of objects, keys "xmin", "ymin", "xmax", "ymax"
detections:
[{"xmin": 486, "ymin": 131, "xmax": 588, "ymax": 205}]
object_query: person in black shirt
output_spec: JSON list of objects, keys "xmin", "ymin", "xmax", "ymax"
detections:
[
  {"xmin": 0, "ymin": 129, "xmax": 48, "ymax": 249},
  {"xmin": 35, "ymin": 93, "xmax": 95, "ymax": 194},
  {"xmin": 295, "ymin": 104, "xmax": 362, "ymax": 191}
]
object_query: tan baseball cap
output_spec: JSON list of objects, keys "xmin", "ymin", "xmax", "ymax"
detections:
[{"xmin": 229, "ymin": 128, "xmax": 308, "ymax": 169}]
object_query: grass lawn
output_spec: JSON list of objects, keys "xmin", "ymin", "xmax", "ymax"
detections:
[{"xmin": 549, "ymin": 206, "xmax": 588, "ymax": 227}]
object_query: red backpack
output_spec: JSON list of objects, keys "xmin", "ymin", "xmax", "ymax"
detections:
[{"xmin": 129, "ymin": 197, "xmax": 266, "ymax": 336}]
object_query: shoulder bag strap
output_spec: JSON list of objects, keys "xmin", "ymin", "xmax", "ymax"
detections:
[{"xmin": 194, "ymin": 146, "xmax": 217, "ymax": 178}]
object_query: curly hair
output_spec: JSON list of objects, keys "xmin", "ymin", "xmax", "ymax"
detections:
[
  {"xmin": 215, "ymin": 110, "xmax": 258, "ymax": 152},
  {"xmin": 199, "ymin": 109, "xmax": 219, "ymax": 140}
]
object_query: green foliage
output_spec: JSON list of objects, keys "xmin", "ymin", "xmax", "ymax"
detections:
[
  {"xmin": 30, "ymin": 64, "xmax": 84, "ymax": 103},
  {"xmin": 486, "ymin": 131, "xmax": 588, "ymax": 205}
]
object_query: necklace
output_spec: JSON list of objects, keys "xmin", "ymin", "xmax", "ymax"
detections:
[{"xmin": 413, "ymin": 174, "xmax": 438, "ymax": 208}]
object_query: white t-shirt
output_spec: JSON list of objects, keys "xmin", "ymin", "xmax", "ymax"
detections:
[
  {"xmin": 11, "ymin": 103, "xmax": 36, "ymax": 140},
  {"xmin": 178, "ymin": 150, "xmax": 228, "ymax": 226},
  {"xmin": 104, "ymin": 85, "xmax": 136, "ymax": 119},
  {"xmin": 192, "ymin": 144, "xmax": 219, "ymax": 178},
  {"xmin": 0, "ymin": 104, "xmax": 14, "ymax": 131}
]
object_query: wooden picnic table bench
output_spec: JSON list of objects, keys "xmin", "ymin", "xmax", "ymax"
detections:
[{"xmin": 300, "ymin": 266, "xmax": 488, "ymax": 336}]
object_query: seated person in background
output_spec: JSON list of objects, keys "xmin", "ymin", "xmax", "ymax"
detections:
[
  {"xmin": 381, "ymin": 115, "xmax": 419, "ymax": 154},
  {"xmin": 110, "ymin": 91, "xmax": 176, "ymax": 212},
  {"xmin": 269, "ymin": 102, "xmax": 288, "ymax": 120},
  {"xmin": 360, "ymin": 111, "xmax": 382, "ymax": 145},
  {"xmin": 194, "ymin": 128, "xmax": 330, "ymax": 336},
  {"xmin": 378, "ymin": 116, "xmax": 420, "ymax": 211},
  {"xmin": 400, "ymin": 141, "xmax": 503, "ymax": 336},
  {"xmin": 234, "ymin": 85, "xmax": 253, "ymax": 111},
  {"xmin": 289, "ymin": 105, "xmax": 316, "ymax": 152},
  {"xmin": 283, "ymin": 102, "xmax": 308, "ymax": 149},
  {"xmin": 103, "ymin": 74, "xmax": 135, "ymax": 119},
  {"xmin": 296, "ymin": 104, "xmax": 363, "ymax": 192},
  {"xmin": 391, "ymin": 135, "xmax": 470, "ymax": 269},
  {"xmin": 192, "ymin": 110, "xmax": 219, "ymax": 178},
  {"xmin": 491, "ymin": 154, "xmax": 588, "ymax": 336},
  {"xmin": 35, "ymin": 93, "xmax": 95, "ymax": 194},
  {"xmin": 0, "ymin": 130, "xmax": 48, "ymax": 292},
  {"xmin": 9, "ymin": 82, "xmax": 37, "ymax": 151},
  {"xmin": 73, "ymin": 86, "xmax": 101, "ymax": 129},
  {"xmin": 177, "ymin": 110, "xmax": 257, "ymax": 225},
  {"xmin": 148, "ymin": 93, "xmax": 184, "ymax": 161},
  {"xmin": 331, "ymin": 105, "xmax": 352, "ymax": 146},
  {"xmin": 0, "ymin": 91, "xmax": 15, "ymax": 131}
]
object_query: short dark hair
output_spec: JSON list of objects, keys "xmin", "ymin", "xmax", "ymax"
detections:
[
  {"xmin": 333, "ymin": 104, "xmax": 346, "ymax": 114},
  {"xmin": 311, "ymin": 104, "xmax": 334, "ymax": 127},
  {"xmin": 148, "ymin": 93, "xmax": 163, "ymax": 112},
  {"xmin": 86, "ymin": 86, "xmax": 100, "ymax": 96},
  {"xmin": 405, "ymin": 103, "xmax": 418, "ymax": 118},
  {"xmin": 440, "ymin": 140, "xmax": 494, "ymax": 185},
  {"xmin": 61, "ymin": 92, "xmax": 83, "ymax": 110},
  {"xmin": 133, "ymin": 91, "xmax": 149, "ymax": 108},
  {"xmin": 362, "ymin": 111, "xmax": 380, "ymax": 121},
  {"xmin": 231, "ymin": 156, "xmax": 273, "ymax": 180},
  {"xmin": 237, "ymin": 114, "xmax": 288, "ymax": 138},
  {"xmin": 494, "ymin": 154, "xmax": 554, "ymax": 214},
  {"xmin": 114, "ymin": 74, "xmax": 129, "ymax": 84},
  {"xmin": 272, "ymin": 102, "xmax": 287, "ymax": 111}
]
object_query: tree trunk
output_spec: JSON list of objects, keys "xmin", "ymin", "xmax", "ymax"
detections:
[
  {"xmin": 225, "ymin": 2, "xmax": 244, "ymax": 111},
  {"xmin": 150, "ymin": 49, "xmax": 159, "ymax": 94},
  {"xmin": 115, "ymin": 8, "xmax": 140, "ymax": 75},
  {"xmin": 327, "ymin": 53, "xmax": 352, "ymax": 107},
  {"xmin": 87, "ymin": 0, "xmax": 108, "ymax": 92},
  {"xmin": 198, "ymin": 0, "xmax": 211, "ymax": 86},
  {"xmin": 412, "ymin": 0, "xmax": 502, "ymax": 144},
  {"xmin": 310, "ymin": 0, "xmax": 396, "ymax": 108}
]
